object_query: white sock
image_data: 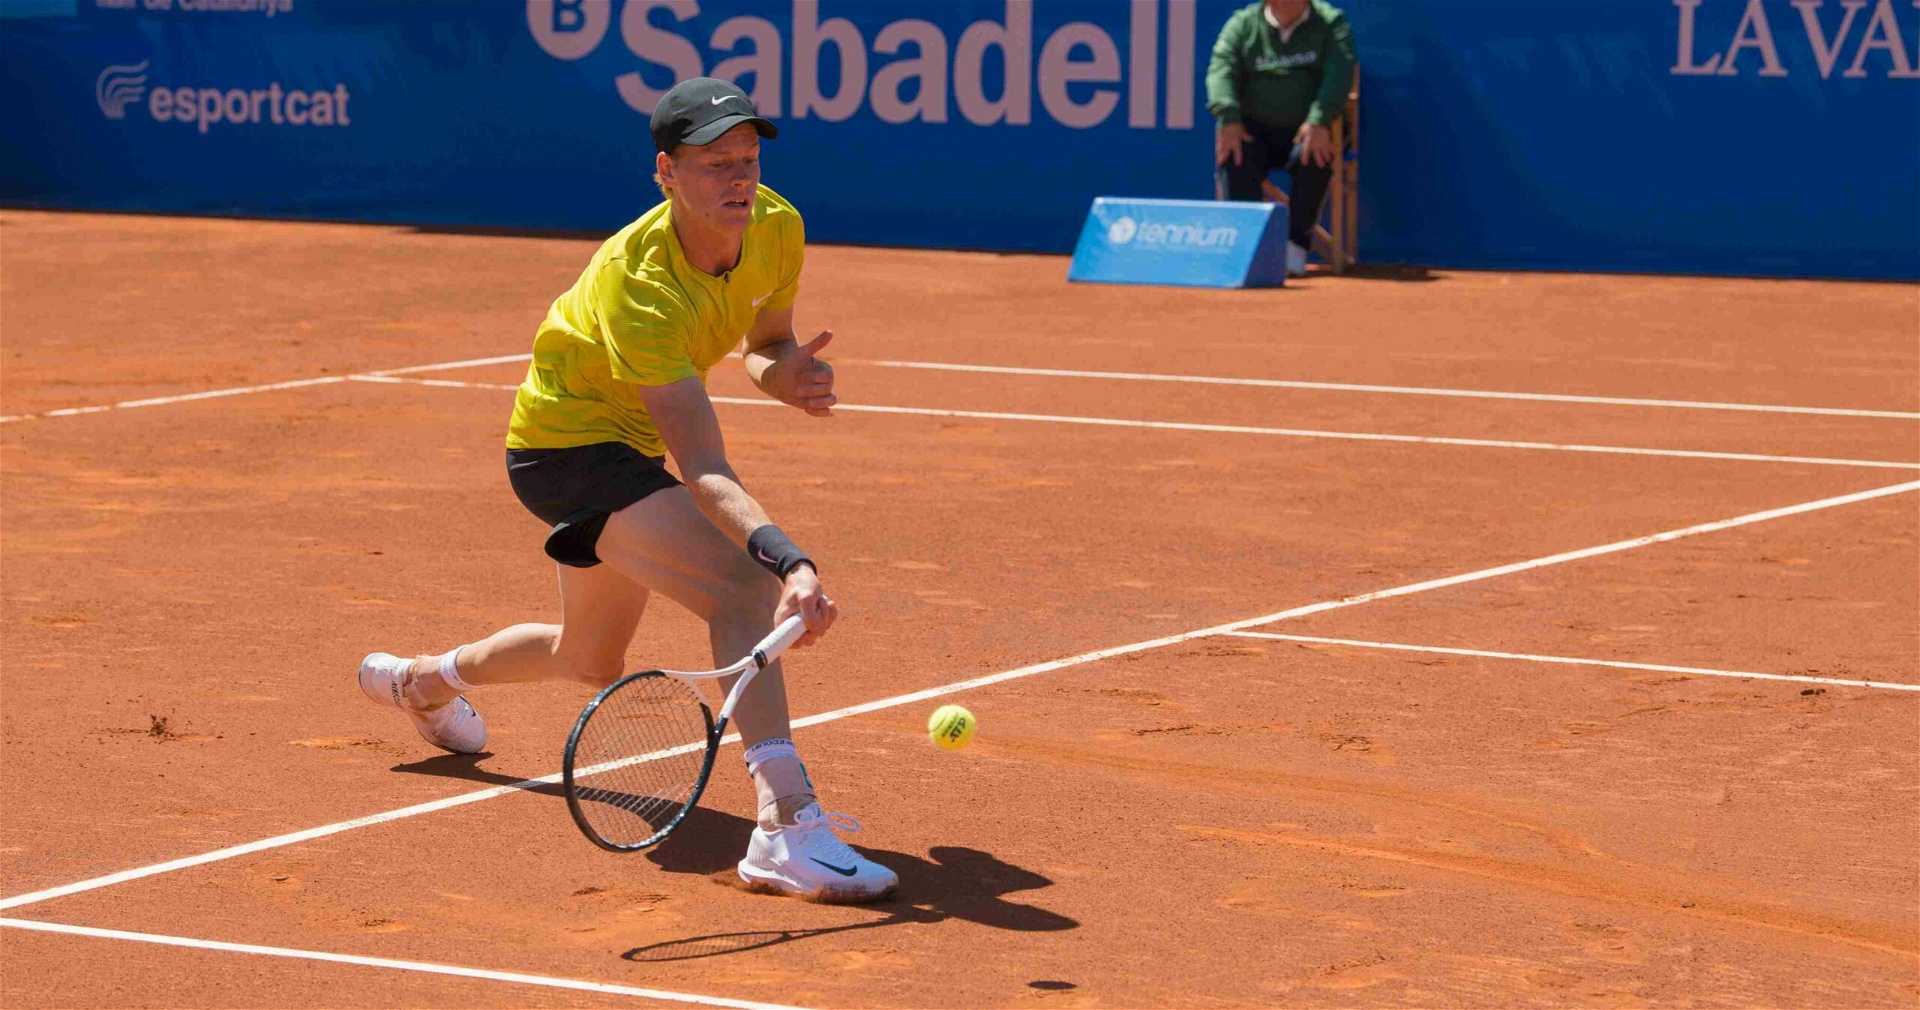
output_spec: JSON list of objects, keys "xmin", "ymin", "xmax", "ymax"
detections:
[
  {"xmin": 437, "ymin": 646, "xmax": 474, "ymax": 693},
  {"xmin": 744, "ymin": 738, "xmax": 814, "ymax": 824}
]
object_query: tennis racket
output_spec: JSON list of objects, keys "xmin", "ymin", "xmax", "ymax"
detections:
[{"xmin": 562, "ymin": 615, "xmax": 807, "ymax": 852}]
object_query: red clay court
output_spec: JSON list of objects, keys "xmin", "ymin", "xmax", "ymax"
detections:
[{"xmin": 2, "ymin": 210, "xmax": 1916, "ymax": 1007}]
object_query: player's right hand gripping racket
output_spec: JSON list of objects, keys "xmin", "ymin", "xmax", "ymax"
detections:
[{"xmin": 562, "ymin": 616, "xmax": 807, "ymax": 852}]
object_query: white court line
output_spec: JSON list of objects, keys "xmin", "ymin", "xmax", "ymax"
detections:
[
  {"xmin": 726, "ymin": 400, "xmax": 1920, "ymax": 470},
  {"xmin": 346, "ymin": 376, "xmax": 1920, "ymax": 471},
  {"xmin": 351, "ymin": 374, "xmax": 496, "ymax": 390},
  {"xmin": 350, "ymin": 375, "xmax": 525, "ymax": 389},
  {"xmin": 0, "ymin": 355, "xmax": 517, "ymax": 425},
  {"xmin": 1223, "ymin": 631, "xmax": 1919, "ymax": 692},
  {"xmin": 374, "ymin": 353, "xmax": 1920, "ymax": 421},
  {"xmin": 0, "ymin": 354, "xmax": 529, "ymax": 424},
  {"xmin": 4, "ymin": 477, "xmax": 1914, "ymax": 913},
  {"xmin": 0, "ymin": 781, "xmax": 545, "ymax": 912},
  {"xmin": 853, "ymin": 359, "xmax": 1920, "ymax": 420},
  {"xmin": 0, "ymin": 375, "xmax": 351, "ymax": 425},
  {"xmin": 0, "ymin": 918, "xmax": 805, "ymax": 1010},
  {"xmin": 0, "ymin": 740, "xmax": 711, "ymax": 914},
  {"xmin": 9, "ymin": 349, "xmax": 1919, "ymax": 426},
  {"xmin": 365, "ymin": 353, "xmax": 533, "ymax": 377}
]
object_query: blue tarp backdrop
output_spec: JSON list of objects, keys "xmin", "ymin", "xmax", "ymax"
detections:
[{"xmin": 2, "ymin": 0, "xmax": 1915, "ymax": 279}]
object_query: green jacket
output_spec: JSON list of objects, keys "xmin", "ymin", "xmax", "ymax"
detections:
[{"xmin": 1205, "ymin": 1, "xmax": 1356, "ymax": 130}]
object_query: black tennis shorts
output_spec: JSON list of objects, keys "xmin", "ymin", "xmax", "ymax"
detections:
[{"xmin": 505, "ymin": 441, "xmax": 682, "ymax": 568}]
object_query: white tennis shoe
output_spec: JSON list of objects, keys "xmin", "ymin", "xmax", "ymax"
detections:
[
  {"xmin": 1286, "ymin": 241, "xmax": 1309, "ymax": 277},
  {"xmin": 738, "ymin": 805, "xmax": 898, "ymax": 903},
  {"xmin": 357, "ymin": 652, "xmax": 488, "ymax": 754}
]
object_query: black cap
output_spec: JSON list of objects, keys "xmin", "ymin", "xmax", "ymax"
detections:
[{"xmin": 650, "ymin": 77, "xmax": 778, "ymax": 153}]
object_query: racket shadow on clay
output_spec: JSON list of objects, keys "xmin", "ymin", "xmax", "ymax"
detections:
[
  {"xmin": 390, "ymin": 753, "xmax": 546, "ymax": 791},
  {"xmin": 388, "ymin": 755, "xmax": 677, "ymax": 828},
  {"xmin": 623, "ymin": 806, "xmax": 1077, "ymax": 963},
  {"xmin": 622, "ymin": 908, "xmax": 943, "ymax": 963}
]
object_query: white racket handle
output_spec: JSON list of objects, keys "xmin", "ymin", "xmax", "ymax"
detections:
[
  {"xmin": 717, "ymin": 616, "xmax": 808, "ymax": 723},
  {"xmin": 750, "ymin": 615, "xmax": 808, "ymax": 669}
]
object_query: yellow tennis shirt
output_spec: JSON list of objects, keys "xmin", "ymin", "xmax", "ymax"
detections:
[{"xmin": 505, "ymin": 185, "xmax": 804, "ymax": 456}]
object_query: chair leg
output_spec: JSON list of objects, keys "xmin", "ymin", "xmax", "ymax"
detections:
[
  {"xmin": 1328, "ymin": 119, "xmax": 1347, "ymax": 273},
  {"xmin": 1344, "ymin": 67, "xmax": 1360, "ymax": 269}
]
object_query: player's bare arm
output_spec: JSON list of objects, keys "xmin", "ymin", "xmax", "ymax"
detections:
[
  {"xmin": 743, "ymin": 304, "xmax": 836, "ymax": 416},
  {"xmin": 640, "ymin": 375, "xmax": 837, "ymax": 646}
]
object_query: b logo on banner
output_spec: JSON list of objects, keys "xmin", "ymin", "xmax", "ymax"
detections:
[{"xmin": 527, "ymin": 0, "xmax": 609, "ymax": 60}]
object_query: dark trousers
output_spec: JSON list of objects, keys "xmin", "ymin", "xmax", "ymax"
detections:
[{"xmin": 1215, "ymin": 122, "xmax": 1331, "ymax": 250}]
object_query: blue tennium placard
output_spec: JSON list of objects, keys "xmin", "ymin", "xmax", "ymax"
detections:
[{"xmin": 1067, "ymin": 197, "xmax": 1289, "ymax": 289}]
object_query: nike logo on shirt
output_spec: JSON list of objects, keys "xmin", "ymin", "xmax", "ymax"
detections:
[{"xmin": 752, "ymin": 293, "xmax": 771, "ymax": 307}]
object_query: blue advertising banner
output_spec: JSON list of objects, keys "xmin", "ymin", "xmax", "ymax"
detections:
[
  {"xmin": 1, "ymin": 0, "xmax": 1208, "ymax": 250},
  {"xmin": 1345, "ymin": 0, "xmax": 1920, "ymax": 279},
  {"xmin": 1068, "ymin": 196, "xmax": 1288, "ymax": 288},
  {"xmin": 2, "ymin": 0, "xmax": 1915, "ymax": 279}
]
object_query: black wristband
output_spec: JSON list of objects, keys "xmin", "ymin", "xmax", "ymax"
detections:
[{"xmin": 747, "ymin": 525, "xmax": 815, "ymax": 579}]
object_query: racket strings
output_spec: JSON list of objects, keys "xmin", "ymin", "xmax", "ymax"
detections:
[{"xmin": 569, "ymin": 673, "xmax": 714, "ymax": 847}]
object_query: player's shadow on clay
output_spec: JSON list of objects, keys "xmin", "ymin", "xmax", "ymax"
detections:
[
  {"xmin": 387, "ymin": 757, "xmax": 1077, "ymax": 952},
  {"xmin": 620, "ymin": 806, "xmax": 1076, "ymax": 962}
]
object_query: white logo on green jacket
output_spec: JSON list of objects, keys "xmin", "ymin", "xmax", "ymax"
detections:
[{"xmin": 1256, "ymin": 52, "xmax": 1320, "ymax": 72}]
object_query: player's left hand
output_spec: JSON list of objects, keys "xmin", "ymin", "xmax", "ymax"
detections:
[
  {"xmin": 763, "ymin": 330, "xmax": 837, "ymax": 417},
  {"xmin": 774, "ymin": 565, "xmax": 836, "ymax": 647},
  {"xmin": 1295, "ymin": 123, "xmax": 1335, "ymax": 167}
]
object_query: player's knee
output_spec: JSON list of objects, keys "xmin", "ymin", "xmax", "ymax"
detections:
[
  {"xmin": 570, "ymin": 655, "xmax": 626, "ymax": 688},
  {"xmin": 553, "ymin": 641, "xmax": 626, "ymax": 688}
]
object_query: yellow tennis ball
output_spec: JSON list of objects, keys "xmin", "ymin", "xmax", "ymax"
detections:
[{"xmin": 927, "ymin": 704, "xmax": 976, "ymax": 750}]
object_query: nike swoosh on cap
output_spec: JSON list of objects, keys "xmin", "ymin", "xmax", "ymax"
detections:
[{"xmin": 711, "ymin": 95, "xmax": 744, "ymax": 106}]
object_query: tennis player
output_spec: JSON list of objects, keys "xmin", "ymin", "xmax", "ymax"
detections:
[{"xmin": 358, "ymin": 77, "xmax": 897, "ymax": 903}]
